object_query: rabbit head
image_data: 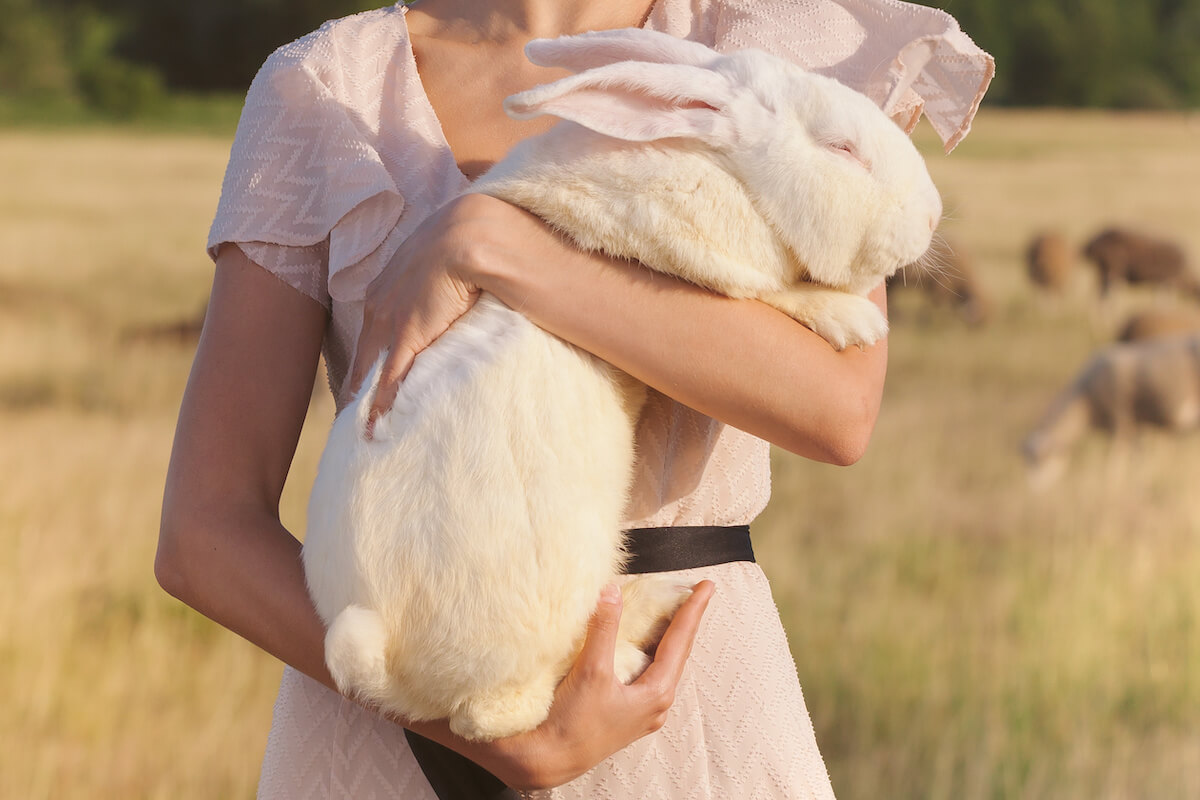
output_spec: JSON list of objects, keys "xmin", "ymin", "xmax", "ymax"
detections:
[{"xmin": 507, "ymin": 28, "xmax": 942, "ymax": 297}]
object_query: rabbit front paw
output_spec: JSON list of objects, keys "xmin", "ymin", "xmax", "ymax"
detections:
[
  {"xmin": 761, "ymin": 287, "xmax": 888, "ymax": 350},
  {"xmin": 807, "ymin": 300, "xmax": 889, "ymax": 350}
]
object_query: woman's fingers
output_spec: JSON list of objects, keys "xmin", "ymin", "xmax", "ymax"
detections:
[
  {"xmin": 573, "ymin": 584, "xmax": 624, "ymax": 680},
  {"xmin": 346, "ymin": 333, "xmax": 384, "ymax": 403},
  {"xmin": 365, "ymin": 338, "xmax": 421, "ymax": 432},
  {"xmin": 345, "ymin": 245, "xmax": 481, "ymax": 435},
  {"xmin": 348, "ymin": 333, "xmax": 416, "ymax": 439},
  {"xmin": 634, "ymin": 580, "xmax": 714, "ymax": 690},
  {"xmin": 346, "ymin": 289, "xmax": 477, "ymax": 437},
  {"xmin": 345, "ymin": 321, "xmax": 393, "ymax": 439}
]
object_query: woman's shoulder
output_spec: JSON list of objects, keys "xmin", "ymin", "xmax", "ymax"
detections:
[
  {"xmin": 208, "ymin": 4, "xmax": 420, "ymax": 300},
  {"xmin": 252, "ymin": 3, "xmax": 412, "ymax": 92}
]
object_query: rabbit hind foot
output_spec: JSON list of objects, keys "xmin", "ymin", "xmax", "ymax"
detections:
[
  {"xmin": 449, "ymin": 673, "xmax": 558, "ymax": 742},
  {"xmin": 613, "ymin": 576, "xmax": 693, "ymax": 682}
]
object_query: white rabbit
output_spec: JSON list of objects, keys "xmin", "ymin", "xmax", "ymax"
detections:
[{"xmin": 302, "ymin": 27, "xmax": 942, "ymax": 742}]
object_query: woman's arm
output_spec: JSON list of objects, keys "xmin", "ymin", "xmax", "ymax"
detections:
[
  {"xmin": 157, "ymin": 244, "xmax": 332, "ymax": 682},
  {"xmin": 351, "ymin": 193, "xmax": 888, "ymax": 465},
  {"xmin": 157, "ymin": 244, "xmax": 714, "ymax": 790}
]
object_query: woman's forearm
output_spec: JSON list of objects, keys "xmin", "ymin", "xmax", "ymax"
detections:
[{"xmin": 466, "ymin": 197, "xmax": 889, "ymax": 463}]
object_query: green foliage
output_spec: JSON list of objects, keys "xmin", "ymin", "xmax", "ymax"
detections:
[
  {"xmin": 0, "ymin": 0, "xmax": 165, "ymax": 117},
  {"xmin": 87, "ymin": 0, "xmax": 384, "ymax": 91},
  {"xmin": 3, "ymin": 0, "xmax": 1198, "ymax": 120},
  {"xmin": 64, "ymin": 6, "xmax": 166, "ymax": 117},
  {"xmin": 0, "ymin": 0, "xmax": 380, "ymax": 121},
  {"xmin": 0, "ymin": 0, "xmax": 75, "ymax": 98},
  {"xmin": 933, "ymin": 0, "xmax": 1200, "ymax": 108}
]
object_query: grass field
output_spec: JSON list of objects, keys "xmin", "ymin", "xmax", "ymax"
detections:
[{"xmin": 2, "ymin": 109, "xmax": 1199, "ymax": 798}]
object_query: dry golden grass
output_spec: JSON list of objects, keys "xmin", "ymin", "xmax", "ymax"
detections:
[
  {"xmin": 0, "ymin": 131, "xmax": 331, "ymax": 799},
  {"xmin": 2, "ymin": 110, "xmax": 1199, "ymax": 798}
]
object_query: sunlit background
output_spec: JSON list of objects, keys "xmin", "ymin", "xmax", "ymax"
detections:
[{"xmin": 2, "ymin": 1, "xmax": 1198, "ymax": 797}]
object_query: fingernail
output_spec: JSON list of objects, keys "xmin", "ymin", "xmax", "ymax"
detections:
[{"xmin": 600, "ymin": 583, "xmax": 621, "ymax": 605}]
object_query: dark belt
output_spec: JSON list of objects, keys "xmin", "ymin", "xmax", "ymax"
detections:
[
  {"xmin": 403, "ymin": 525, "xmax": 754, "ymax": 799},
  {"xmin": 622, "ymin": 524, "xmax": 754, "ymax": 574}
]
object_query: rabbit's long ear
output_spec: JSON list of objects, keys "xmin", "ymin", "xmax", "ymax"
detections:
[
  {"xmin": 524, "ymin": 28, "xmax": 720, "ymax": 73},
  {"xmin": 505, "ymin": 62, "xmax": 734, "ymax": 144}
]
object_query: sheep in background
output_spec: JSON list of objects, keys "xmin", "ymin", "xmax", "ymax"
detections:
[
  {"xmin": 1022, "ymin": 333, "xmax": 1200, "ymax": 485},
  {"xmin": 1116, "ymin": 307, "xmax": 1200, "ymax": 343},
  {"xmin": 1083, "ymin": 227, "xmax": 1198, "ymax": 298},
  {"xmin": 119, "ymin": 305, "xmax": 207, "ymax": 346},
  {"xmin": 1025, "ymin": 230, "xmax": 1075, "ymax": 294}
]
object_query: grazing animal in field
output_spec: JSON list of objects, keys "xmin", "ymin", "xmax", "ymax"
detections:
[
  {"xmin": 889, "ymin": 237, "xmax": 989, "ymax": 324},
  {"xmin": 1083, "ymin": 227, "xmax": 1198, "ymax": 297},
  {"xmin": 303, "ymin": 28, "xmax": 942, "ymax": 742},
  {"xmin": 119, "ymin": 305, "xmax": 207, "ymax": 346},
  {"xmin": 1025, "ymin": 230, "xmax": 1074, "ymax": 294},
  {"xmin": 1116, "ymin": 307, "xmax": 1200, "ymax": 343},
  {"xmin": 1022, "ymin": 333, "xmax": 1200, "ymax": 482}
]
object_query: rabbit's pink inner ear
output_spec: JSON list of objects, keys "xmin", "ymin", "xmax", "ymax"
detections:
[
  {"xmin": 524, "ymin": 29, "xmax": 719, "ymax": 73},
  {"xmin": 505, "ymin": 62, "xmax": 734, "ymax": 142},
  {"xmin": 507, "ymin": 87, "xmax": 728, "ymax": 143}
]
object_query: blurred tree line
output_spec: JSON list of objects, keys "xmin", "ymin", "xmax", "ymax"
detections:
[
  {"xmin": 0, "ymin": 0, "xmax": 379, "ymax": 116},
  {"xmin": 2, "ymin": 0, "xmax": 1198, "ymax": 116},
  {"xmin": 940, "ymin": 0, "xmax": 1200, "ymax": 107}
]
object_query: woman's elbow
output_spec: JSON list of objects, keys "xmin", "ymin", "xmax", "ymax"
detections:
[
  {"xmin": 155, "ymin": 512, "xmax": 194, "ymax": 602},
  {"xmin": 155, "ymin": 498, "xmax": 221, "ymax": 604},
  {"xmin": 820, "ymin": 420, "xmax": 874, "ymax": 466},
  {"xmin": 777, "ymin": 392, "xmax": 879, "ymax": 466},
  {"xmin": 781, "ymin": 336, "xmax": 886, "ymax": 465}
]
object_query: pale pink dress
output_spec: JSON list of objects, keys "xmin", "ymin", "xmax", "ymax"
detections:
[{"xmin": 207, "ymin": 2, "xmax": 992, "ymax": 797}]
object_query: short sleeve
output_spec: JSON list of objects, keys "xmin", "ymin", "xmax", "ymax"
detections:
[
  {"xmin": 206, "ymin": 7, "xmax": 412, "ymax": 305},
  {"xmin": 647, "ymin": 0, "xmax": 995, "ymax": 152}
]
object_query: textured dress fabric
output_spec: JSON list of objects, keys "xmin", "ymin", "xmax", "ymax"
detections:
[{"xmin": 207, "ymin": 2, "xmax": 992, "ymax": 797}]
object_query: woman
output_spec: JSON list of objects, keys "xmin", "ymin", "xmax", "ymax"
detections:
[{"xmin": 157, "ymin": 0, "xmax": 992, "ymax": 796}]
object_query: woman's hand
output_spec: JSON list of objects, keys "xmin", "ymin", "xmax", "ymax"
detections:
[
  {"xmin": 347, "ymin": 193, "xmax": 549, "ymax": 433},
  {"xmin": 409, "ymin": 579, "xmax": 716, "ymax": 791},
  {"xmin": 346, "ymin": 194, "xmax": 481, "ymax": 432}
]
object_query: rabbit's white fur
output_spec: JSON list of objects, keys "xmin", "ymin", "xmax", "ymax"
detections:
[{"xmin": 303, "ymin": 28, "xmax": 942, "ymax": 741}]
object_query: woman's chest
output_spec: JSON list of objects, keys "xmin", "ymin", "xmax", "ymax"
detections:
[{"xmin": 410, "ymin": 38, "xmax": 566, "ymax": 180}]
